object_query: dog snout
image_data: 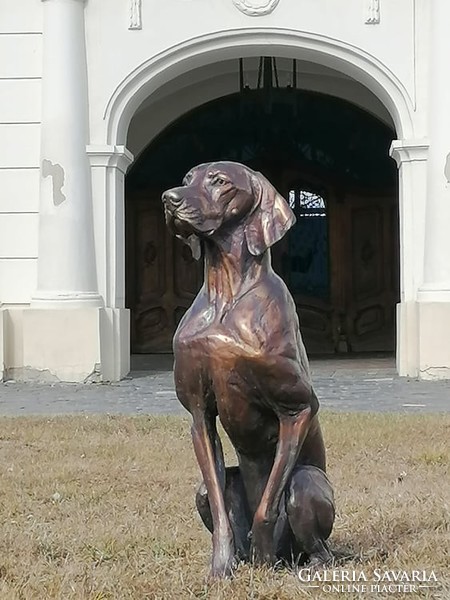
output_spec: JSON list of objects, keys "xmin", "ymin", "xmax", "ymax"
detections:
[{"xmin": 162, "ymin": 189, "xmax": 183, "ymax": 210}]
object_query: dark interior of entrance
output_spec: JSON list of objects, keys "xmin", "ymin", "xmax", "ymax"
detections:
[{"xmin": 126, "ymin": 90, "xmax": 399, "ymax": 355}]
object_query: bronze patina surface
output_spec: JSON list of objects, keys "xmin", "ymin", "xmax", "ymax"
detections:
[{"xmin": 162, "ymin": 162, "xmax": 335, "ymax": 578}]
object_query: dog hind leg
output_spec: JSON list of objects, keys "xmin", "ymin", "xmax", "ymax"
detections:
[
  {"xmin": 196, "ymin": 466, "xmax": 252, "ymax": 561},
  {"xmin": 286, "ymin": 465, "xmax": 335, "ymax": 566}
]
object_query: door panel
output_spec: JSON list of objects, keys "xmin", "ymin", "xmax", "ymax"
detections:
[
  {"xmin": 275, "ymin": 174, "xmax": 398, "ymax": 354},
  {"xmin": 345, "ymin": 195, "xmax": 398, "ymax": 352},
  {"xmin": 127, "ymin": 194, "xmax": 203, "ymax": 353},
  {"xmin": 351, "ymin": 207, "xmax": 383, "ymax": 299}
]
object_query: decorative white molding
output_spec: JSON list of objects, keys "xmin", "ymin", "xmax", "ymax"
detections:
[
  {"xmin": 365, "ymin": 0, "xmax": 380, "ymax": 24},
  {"xmin": 389, "ymin": 139, "xmax": 429, "ymax": 167},
  {"xmin": 129, "ymin": 0, "xmax": 142, "ymax": 30},
  {"xmin": 232, "ymin": 0, "xmax": 281, "ymax": 17},
  {"xmin": 87, "ymin": 145, "xmax": 134, "ymax": 174}
]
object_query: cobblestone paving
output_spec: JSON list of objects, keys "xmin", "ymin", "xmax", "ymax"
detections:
[{"xmin": 0, "ymin": 356, "xmax": 449, "ymax": 416}]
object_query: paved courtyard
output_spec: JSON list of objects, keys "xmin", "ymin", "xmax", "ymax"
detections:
[{"xmin": 0, "ymin": 355, "xmax": 449, "ymax": 416}]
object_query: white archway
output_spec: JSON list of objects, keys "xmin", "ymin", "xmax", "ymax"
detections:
[
  {"xmin": 98, "ymin": 27, "xmax": 423, "ymax": 377},
  {"xmin": 105, "ymin": 28, "xmax": 415, "ymax": 146},
  {"xmin": 126, "ymin": 58, "xmax": 397, "ymax": 162}
]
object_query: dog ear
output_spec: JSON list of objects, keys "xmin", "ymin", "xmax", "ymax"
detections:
[
  {"xmin": 177, "ymin": 233, "xmax": 202, "ymax": 261},
  {"xmin": 245, "ymin": 172, "xmax": 296, "ymax": 256}
]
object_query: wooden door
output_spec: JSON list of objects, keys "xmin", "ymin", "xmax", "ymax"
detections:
[
  {"xmin": 126, "ymin": 187, "xmax": 398, "ymax": 355},
  {"xmin": 126, "ymin": 192, "xmax": 203, "ymax": 353},
  {"xmin": 343, "ymin": 194, "xmax": 399, "ymax": 352},
  {"xmin": 273, "ymin": 174, "xmax": 398, "ymax": 354}
]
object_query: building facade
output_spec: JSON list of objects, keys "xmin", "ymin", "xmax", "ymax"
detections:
[{"xmin": 1, "ymin": 0, "xmax": 449, "ymax": 382}]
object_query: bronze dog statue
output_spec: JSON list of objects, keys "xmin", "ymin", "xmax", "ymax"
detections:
[{"xmin": 162, "ymin": 162, "xmax": 335, "ymax": 578}]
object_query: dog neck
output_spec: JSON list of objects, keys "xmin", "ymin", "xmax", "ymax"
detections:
[{"xmin": 203, "ymin": 224, "xmax": 270, "ymax": 307}]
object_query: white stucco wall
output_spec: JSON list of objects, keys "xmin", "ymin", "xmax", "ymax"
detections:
[
  {"xmin": 0, "ymin": 1, "xmax": 42, "ymax": 305},
  {"xmin": 84, "ymin": 0, "xmax": 423, "ymax": 145}
]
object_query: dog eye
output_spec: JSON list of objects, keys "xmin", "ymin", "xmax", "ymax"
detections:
[{"xmin": 215, "ymin": 177, "xmax": 227, "ymax": 186}]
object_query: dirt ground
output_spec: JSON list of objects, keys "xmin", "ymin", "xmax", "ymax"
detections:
[{"xmin": 0, "ymin": 413, "xmax": 448, "ymax": 599}]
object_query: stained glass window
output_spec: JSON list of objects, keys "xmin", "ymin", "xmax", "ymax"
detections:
[{"xmin": 289, "ymin": 190, "xmax": 326, "ymax": 217}]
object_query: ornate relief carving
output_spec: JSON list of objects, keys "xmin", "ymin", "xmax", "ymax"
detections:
[
  {"xmin": 129, "ymin": 0, "xmax": 142, "ymax": 30},
  {"xmin": 232, "ymin": 0, "xmax": 281, "ymax": 17},
  {"xmin": 365, "ymin": 0, "xmax": 380, "ymax": 24}
]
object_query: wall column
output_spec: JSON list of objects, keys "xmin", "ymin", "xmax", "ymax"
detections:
[
  {"xmin": 390, "ymin": 140, "xmax": 428, "ymax": 378},
  {"xmin": 88, "ymin": 145, "xmax": 134, "ymax": 382},
  {"xmin": 19, "ymin": 0, "xmax": 119, "ymax": 383},
  {"xmin": 87, "ymin": 145, "xmax": 134, "ymax": 308},
  {"xmin": 33, "ymin": 0, "xmax": 102, "ymax": 308},
  {"xmin": 419, "ymin": 0, "xmax": 450, "ymax": 301},
  {"xmin": 415, "ymin": 0, "xmax": 450, "ymax": 378}
]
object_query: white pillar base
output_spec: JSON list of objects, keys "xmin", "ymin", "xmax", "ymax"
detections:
[
  {"xmin": 99, "ymin": 308, "xmax": 130, "ymax": 382},
  {"xmin": 396, "ymin": 302, "xmax": 419, "ymax": 378},
  {"xmin": 397, "ymin": 300, "xmax": 450, "ymax": 379},
  {"xmin": 417, "ymin": 302, "xmax": 450, "ymax": 380},
  {"xmin": 15, "ymin": 307, "xmax": 130, "ymax": 383}
]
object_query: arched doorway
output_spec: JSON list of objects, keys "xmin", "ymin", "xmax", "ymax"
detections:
[{"xmin": 125, "ymin": 90, "xmax": 398, "ymax": 354}]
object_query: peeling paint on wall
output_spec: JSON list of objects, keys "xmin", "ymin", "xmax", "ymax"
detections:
[
  {"xmin": 42, "ymin": 159, "xmax": 66, "ymax": 206},
  {"xmin": 4, "ymin": 366, "xmax": 61, "ymax": 383}
]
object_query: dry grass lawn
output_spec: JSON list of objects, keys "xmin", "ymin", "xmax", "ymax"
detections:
[{"xmin": 0, "ymin": 412, "xmax": 448, "ymax": 599}]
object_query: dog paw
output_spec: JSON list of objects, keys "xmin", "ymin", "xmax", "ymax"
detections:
[
  {"xmin": 209, "ymin": 536, "xmax": 236, "ymax": 578},
  {"xmin": 209, "ymin": 557, "xmax": 235, "ymax": 579},
  {"xmin": 250, "ymin": 522, "xmax": 276, "ymax": 566},
  {"xmin": 308, "ymin": 549, "xmax": 334, "ymax": 572}
]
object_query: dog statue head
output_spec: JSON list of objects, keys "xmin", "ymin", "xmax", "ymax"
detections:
[{"xmin": 162, "ymin": 162, "xmax": 296, "ymax": 259}]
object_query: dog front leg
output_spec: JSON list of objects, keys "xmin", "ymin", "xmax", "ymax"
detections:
[
  {"xmin": 251, "ymin": 407, "xmax": 311, "ymax": 565},
  {"xmin": 191, "ymin": 410, "xmax": 235, "ymax": 577}
]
